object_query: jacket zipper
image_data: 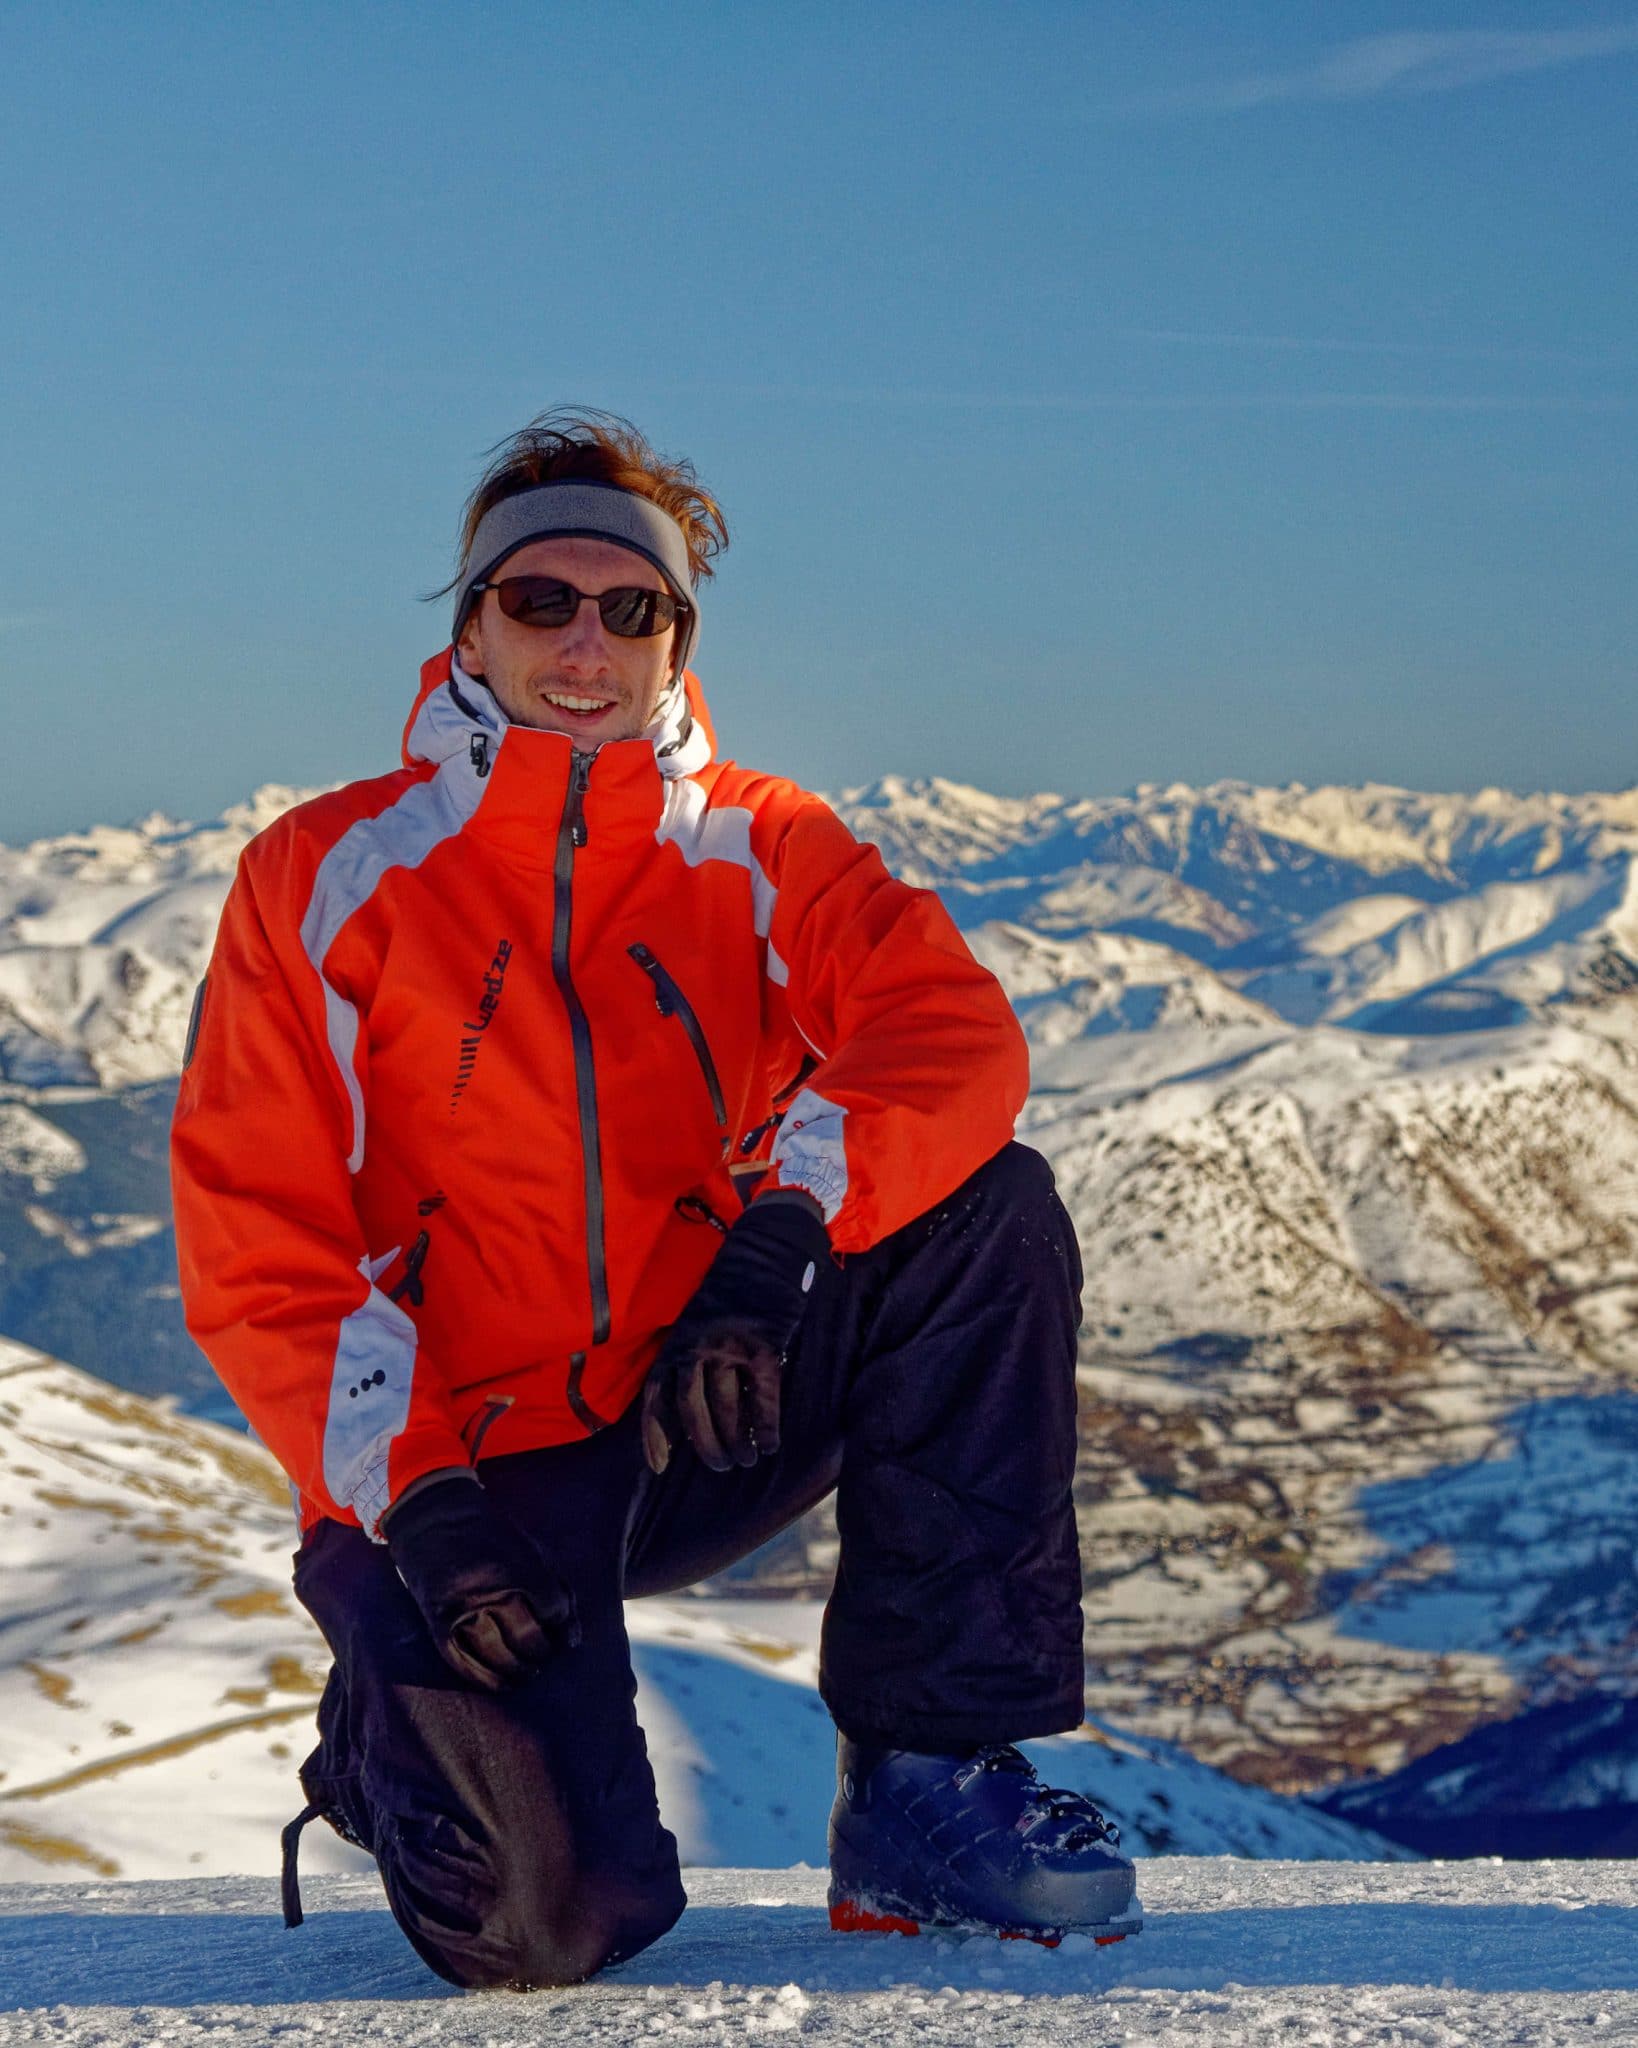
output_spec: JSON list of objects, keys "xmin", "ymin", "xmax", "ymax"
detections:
[
  {"xmin": 556, "ymin": 754, "xmax": 612, "ymax": 1390},
  {"xmin": 628, "ymin": 943, "xmax": 730, "ymax": 1155}
]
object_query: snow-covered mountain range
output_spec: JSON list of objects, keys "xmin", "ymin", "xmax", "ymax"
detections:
[
  {"xmin": 8, "ymin": 775, "xmax": 1635, "ymax": 1089},
  {"xmin": 4, "ymin": 770, "xmax": 1638, "ymax": 1860}
]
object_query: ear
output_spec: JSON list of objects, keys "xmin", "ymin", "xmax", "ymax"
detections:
[{"xmin": 456, "ymin": 607, "xmax": 486, "ymax": 676}]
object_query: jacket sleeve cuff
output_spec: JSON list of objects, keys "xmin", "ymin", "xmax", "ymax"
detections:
[
  {"xmin": 380, "ymin": 1465, "xmax": 480, "ymax": 1533},
  {"xmin": 768, "ymin": 1086, "xmax": 850, "ymax": 1224},
  {"xmin": 350, "ymin": 1426, "xmax": 472, "ymax": 1542}
]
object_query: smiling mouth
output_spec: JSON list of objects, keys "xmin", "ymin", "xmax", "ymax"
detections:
[{"xmin": 540, "ymin": 690, "xmax": 617, "ymax": 720}]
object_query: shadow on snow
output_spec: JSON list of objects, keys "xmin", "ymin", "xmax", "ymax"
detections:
[{"xmin": 10, "ymin": 1899, "xmax": 1638, "ymax": 2008}]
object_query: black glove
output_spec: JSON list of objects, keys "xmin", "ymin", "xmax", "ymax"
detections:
[
  {"xmin": 641, "ymin": 1193, "xmax": 829, "ymax": 1475},
  {"xmin": 381, "ymin": 1474, "xmax": 580, "ymax": 1690}
]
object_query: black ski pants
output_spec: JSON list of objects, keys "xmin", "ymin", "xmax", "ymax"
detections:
[{"xmin": 292, "ymin": 1141, "xmax": 1086, "ymax": 1989}]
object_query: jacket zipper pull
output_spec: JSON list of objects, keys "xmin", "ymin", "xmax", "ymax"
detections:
[
  {"xmin": 570, "ymin": 752, "xmax": 591, "ymax": 848},
  {"xmin": 388, "ymin": 1230, "xmax": 430, "ymax": 1308},
  {"xmin": 627, "ymin": 942, "xmax": 674, "ymax": 1016},
  {"xmin": 675, "ymin": 1193, "xmax": 731, "ymax": 1235},
  {"xmin": 469, "ymin": 734, "xmax": 491, "ymax": 779}
]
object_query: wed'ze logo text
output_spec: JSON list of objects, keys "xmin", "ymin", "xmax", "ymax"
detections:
[{"xmin": 450, "ymin": 938, "xmax": 513, "ymax": 1112}]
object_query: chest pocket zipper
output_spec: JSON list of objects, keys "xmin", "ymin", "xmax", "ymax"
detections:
[{"xmin": 628, "ymin": 944, "xmax": 730, "ymax": 1156}]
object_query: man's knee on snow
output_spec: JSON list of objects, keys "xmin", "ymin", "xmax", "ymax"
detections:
[
  {"xmin": 386, "ymin": 1809, "xmax": 682, "ymax": 1989},
  {"xmin": 458, "ymin": 1878, "xmax": 683, "ymax": 1990}
]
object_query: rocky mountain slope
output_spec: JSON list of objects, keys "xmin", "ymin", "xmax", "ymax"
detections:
[{"xmin": 4, "ymin": 770, "xmax": 1638, "ymax": 1849}]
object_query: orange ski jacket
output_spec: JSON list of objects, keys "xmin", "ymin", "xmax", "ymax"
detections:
[{"xmin": 171, "ymin": 653, "xmax": 1029, "ymax": 1535}]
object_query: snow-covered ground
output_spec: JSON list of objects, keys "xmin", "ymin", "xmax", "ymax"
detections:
[{"xmin": 8, "ymin": 1859, "xmax": 1638, "ymax": 2044}]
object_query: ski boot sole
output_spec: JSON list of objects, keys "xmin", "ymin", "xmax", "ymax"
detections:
[{"xmin": 829, "ymin": 1894, "xmax": 1141, "ymax": 1947}]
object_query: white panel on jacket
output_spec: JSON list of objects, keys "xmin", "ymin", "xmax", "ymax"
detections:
[{"xmin": 321, "ymin": 1263, "xmax": 420, "ymax": 1539}]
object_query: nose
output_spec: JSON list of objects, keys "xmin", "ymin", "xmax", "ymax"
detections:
[{"xmin": 553, "ymin": 591, "xmax": 615, "ymax": 670}]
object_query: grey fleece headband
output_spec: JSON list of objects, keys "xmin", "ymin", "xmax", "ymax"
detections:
[{"xmin": 453, "ymin": 481, "xmax": 700, "ymax": 671}]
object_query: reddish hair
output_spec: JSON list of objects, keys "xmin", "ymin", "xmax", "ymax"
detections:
[{"xmin": 441, "ymin": 407, "xmax": 728, "ymax": 594}]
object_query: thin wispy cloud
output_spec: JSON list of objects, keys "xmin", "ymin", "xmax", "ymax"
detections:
[
  {"xmin": 1144, "ymin": 26, "xmax": 1638, "ymax": 114},
  {"xmin": 1120, "ymin": 329, "xmax": 1633, "ymax": 372},
  {"xmin": 677, "ymin": 381, "xmax": 1630, "ymax": 417}
]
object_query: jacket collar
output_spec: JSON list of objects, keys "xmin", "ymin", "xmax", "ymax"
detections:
[{"xmin": 401, "ymin": 647, "xmax": 714, "ymax": 783}]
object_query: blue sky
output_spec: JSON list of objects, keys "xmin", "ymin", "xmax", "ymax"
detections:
[{"xmin": 2, "ymin": 2, "xmax": 1634, "ymax": 842}]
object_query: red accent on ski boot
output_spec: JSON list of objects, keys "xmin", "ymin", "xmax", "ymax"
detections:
[
  {"xmin": 830, "ymin": 1896, "xmax": 921, "ymax": 1937},
  {"xmin": 832, "ymin": 1900, "xmax": 1128, "ymax": 1948}
]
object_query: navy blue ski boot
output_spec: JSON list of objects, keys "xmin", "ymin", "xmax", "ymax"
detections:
[{"xmin": 828, "ymin": 1738, "xmax": 1141, "ymax": 1946}]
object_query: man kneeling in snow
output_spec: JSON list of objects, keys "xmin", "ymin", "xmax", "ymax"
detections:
[{"xmin": 170, "ymin": 409, "xmax": 1137, "ymax": 1988}]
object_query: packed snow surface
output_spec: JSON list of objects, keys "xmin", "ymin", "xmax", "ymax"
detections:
[{"xmin": 9, "ymin": 1860, "xmax": 1638, "ymax": 2044}]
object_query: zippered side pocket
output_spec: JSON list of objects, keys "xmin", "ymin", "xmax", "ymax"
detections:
[{"xmin": 628, "ymin": 943, "xmax": 730, "ymax": 1155}]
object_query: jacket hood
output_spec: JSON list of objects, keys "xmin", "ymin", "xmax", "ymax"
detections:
[{"xmin": 401, "ymin": 648, "xmax": 716, "ymax": 782}]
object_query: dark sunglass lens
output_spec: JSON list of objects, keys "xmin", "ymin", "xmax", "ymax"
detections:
[
  {"xmin": 599, "ymin": 587, "xmax": 674, "ymax": 638},
  {"xmin": 498, "ymin": 577, "xmax": 577, "ymax": 625}
]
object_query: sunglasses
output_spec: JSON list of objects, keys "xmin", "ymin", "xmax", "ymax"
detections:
[{"xmin": 471, "ymin": 575, "xmax": 687, "ymax": 640}]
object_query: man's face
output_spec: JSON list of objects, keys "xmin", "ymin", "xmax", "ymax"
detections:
[{"xmin": 455, "ymin": 535, "xmax": 679, "ymax": 748}]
